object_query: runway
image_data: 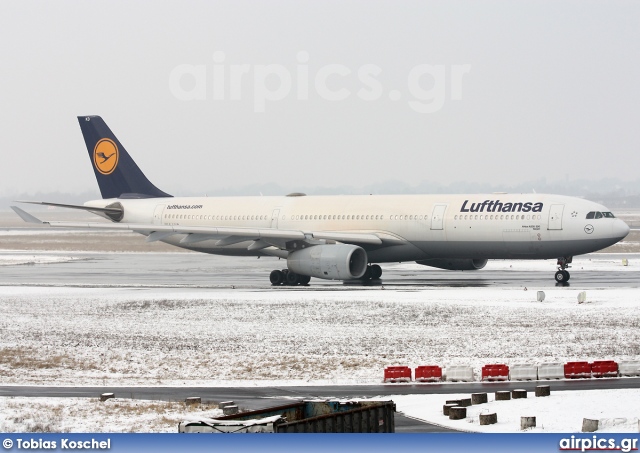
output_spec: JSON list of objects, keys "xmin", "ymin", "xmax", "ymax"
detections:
[
  {"xmin": 0, "ymin": 250, "xmax": 637, "ymax": 288},
  {"xmin": 3, "ymin": 379, "xmax": 640, "ymax": 405}
]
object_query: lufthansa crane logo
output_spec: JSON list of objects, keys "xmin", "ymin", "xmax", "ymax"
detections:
[{"xmin": 93, "ymin": 138, "xmax": 119, "ymax": 175}]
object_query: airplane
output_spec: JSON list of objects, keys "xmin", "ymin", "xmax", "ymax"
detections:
[{"xmin": 12, "ymin": 116, "xmax": 630, "ymax": 286}]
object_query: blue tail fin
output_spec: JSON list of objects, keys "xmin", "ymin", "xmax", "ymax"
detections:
[{"xmin": 78, "ymin": 116, "xmax": 172, "ymax": 199}]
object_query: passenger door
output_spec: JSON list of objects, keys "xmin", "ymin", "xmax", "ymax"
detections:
[
  {"xmin": 430, "ymin": 204, "xmax": 447, "ymax": 230},
  {"xmin": 153, "ymin": 204, "xmax": 165, "ymax": 225},
  {"xmin": 270, "ymin": 209, "xmax": 280, "ymax": 229},
  {"xmin": 548, "ymin": 204, "xmax": 564, "ymax": 230}
]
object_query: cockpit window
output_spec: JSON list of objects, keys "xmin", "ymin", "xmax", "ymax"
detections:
[{"xmin": 586, "ymin": 211, "xmax": 615, "ymax": 219}]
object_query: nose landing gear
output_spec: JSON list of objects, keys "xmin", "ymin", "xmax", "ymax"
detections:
[{"xmin": 554, "ymin": 257, "xmax": 572, "ymax": 283}]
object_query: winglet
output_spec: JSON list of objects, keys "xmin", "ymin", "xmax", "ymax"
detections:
[{"xmin": 10, "ymin": 206, "xmax": 46, "ymax": 224}]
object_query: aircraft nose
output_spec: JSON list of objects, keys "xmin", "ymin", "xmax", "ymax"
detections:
[{"xmin": 613, "ymin": 219, "xmax": 630, "ymax": 240}]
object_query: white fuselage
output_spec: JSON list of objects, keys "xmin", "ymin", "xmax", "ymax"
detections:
[{"xmin": 86, "ymin": 193, "xmax": 629, "ymax": 263}]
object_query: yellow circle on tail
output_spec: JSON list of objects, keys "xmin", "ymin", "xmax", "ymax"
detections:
[{"xmin": 93, "ymin": 139, "xmax": 119, "ymax": 175}]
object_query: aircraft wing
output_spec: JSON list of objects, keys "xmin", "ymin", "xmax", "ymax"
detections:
[{"xmin": 10, "ymin": 206, "xmax": 404, "ymax": 250}]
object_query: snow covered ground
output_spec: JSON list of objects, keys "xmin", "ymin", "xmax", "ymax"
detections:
[
  {"xmin": 0, "ymin": 255, "xmax": 638, "ymax": 386},
  {"xmin": 0, "ymin": 252, "xmax": 638, "ymax": 433},
  {"xmin": 390, "ymin": 389, "xmax": 640, "ymax": 433},
  {"xmin": 1, "ymin": 390, "xmax": 637, "ymax": 433},
  {"xmin": 0, "ymin": 396, "xmax": 222, "ymax": 432}
]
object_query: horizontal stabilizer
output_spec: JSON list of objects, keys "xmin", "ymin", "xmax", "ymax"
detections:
[
  {"xmin": 11, "ymin": 206, "xmax": 45, "ymax": 224},
  {"xmin": 15, "ymin": 200, "xmax": 123, "ymax": 215}
]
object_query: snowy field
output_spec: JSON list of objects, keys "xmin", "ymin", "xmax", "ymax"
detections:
[{"xmin": 0, "ymin": 256, "xmax": 639, "ymax": 387}]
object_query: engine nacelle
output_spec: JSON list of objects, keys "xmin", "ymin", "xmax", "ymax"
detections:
[
  {"xmin": 416, "ymin": 258, "xmax": 488, "ymax": 271},
  {"xmin": 287, "ymin": 244, "xmax": 368, "ymax": 280}
]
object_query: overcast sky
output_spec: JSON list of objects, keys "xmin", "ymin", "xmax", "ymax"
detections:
[{"xmin": 1, "ymin": 0, "xmax": 639, "ymax": 197}]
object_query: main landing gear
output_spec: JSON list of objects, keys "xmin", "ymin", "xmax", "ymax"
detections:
[
  {"xmin": 554, "ymin": 256, "xmax": 572, "ymax": 283},
  {"xmin": 269, "ymin": 269, "xmax": 311, "ymax": 286},
  {"xmin": 360, "ymin": 264, "xmax": 383, "ymax": 282}
]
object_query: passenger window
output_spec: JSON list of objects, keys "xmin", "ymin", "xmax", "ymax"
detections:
[{"xmin": 595, "ymin": 212, "xmax": 603, "ymax": 219}]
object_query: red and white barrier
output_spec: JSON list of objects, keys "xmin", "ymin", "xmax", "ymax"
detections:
[
  {"xmin": 445, "ymin": 365, "xmax": 474, "ymax": 382},
  {"xmin": 591, "ymin": 360, "xmax": 618, "ymax": 378},
  {"xmin": 618, "ymin": 361, "xmax": 640, "ymax": 377},
  {"xmin": 382, "ymin": 359, "xmax": 631, "ymax": 382},
  {"xmin": 564, "ymin": 361, "xmax": 591, "ymax": 379},
  {"xmin": 481, "ymin": 364, "xmax": 509, "ymax": 381},
  {"xmin": 415, "ymin": 365, "xmax": 443, "ymax": 382},
  {"xmin": 509, "ymin": 364, "xmax": 538, "ymax": 381},
  {"xmin": 383, "ymin": 366, "xmax": 412, "ymax": 383},
  {"xmin": 538, "ymin": 362, "xmax": 565, "ymax": 380}
]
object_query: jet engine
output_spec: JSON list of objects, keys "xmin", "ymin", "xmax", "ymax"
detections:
[
  {"xmin": 287, "ymin": 244, "xmax": 368, "ymax": 280},
  {"xmin": 416, "ymin": 258, "xmax": 488, "ymax": 271}
]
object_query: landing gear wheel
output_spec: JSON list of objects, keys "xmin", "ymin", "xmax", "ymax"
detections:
[
  {"xmin": 286, "ymin": 271, "xmax": 301, "ymax": 286},
  {"xmin": 270, "ymin": 269, "xmax": 284, "ymax": 286},
  {"xmin": 361, "ymin": 266, "xmax": 373, "ymax": 280},
  {"xmin": 555, "ymin": 256, "xmax": 573, "ymax": 283},
  {"xmin": 299, "ymin": 275, "xmax": 311, "ymax": 285},
  {"xmin": 370, "ymin": 264, "xmax": 382, "ymax": 280}
]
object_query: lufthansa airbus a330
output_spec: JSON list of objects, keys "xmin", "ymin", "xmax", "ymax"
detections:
[{"xmin": 12, "ymin": 116, "xmax": 630, "ymax": 285}]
